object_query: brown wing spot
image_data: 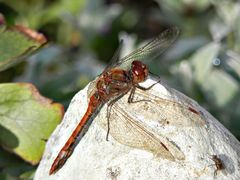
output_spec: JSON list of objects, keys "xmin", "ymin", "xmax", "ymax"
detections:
[
  {"xmin": 160, "ymin": 142, "xmax": 169, "ymax": 151},
  {"xmin": 188, "ymin": 107, "xmax": 200, "ymax": 115}
]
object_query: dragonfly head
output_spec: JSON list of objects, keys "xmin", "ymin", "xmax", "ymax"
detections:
[{"xmin": 131, "ymin": 60, "xmax": 149, "ymax": 84}]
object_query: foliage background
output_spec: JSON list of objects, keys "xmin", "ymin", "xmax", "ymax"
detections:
[{"xmin": 0, "ymin": 0, "xmax": 240, "ymax": 179}]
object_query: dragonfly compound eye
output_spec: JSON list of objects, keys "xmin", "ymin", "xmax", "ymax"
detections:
[{"xmin": 131, "ymin": 60, "xmax": 148, "ymax": 83}]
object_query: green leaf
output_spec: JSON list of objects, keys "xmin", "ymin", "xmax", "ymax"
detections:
[
  {"xmin": 0, "ymin": 83, "xmax": 64, "ymax": 164},
  {"xmin": 190, "ymin": 42, "xmax": 221, "ymax": 84},
  {"xmin": 203, "ymin": 69, "xmax": 239, "ymax": 107},
  {"xmin": 0, "ymin": 172, "xmax": 17, "ymax": 180},
  {"xmin": 19, "ymin": 169, "xmax": 35, "ymax": 180},
  {"xmin": 0, "ymin": 147, "xmax": 34, "ymax": 179},
  {"xmin": 155, "ymin": 0, "xmax": 211, "ymax": 13},
  {"xmin": 0, "ymin": 25, "xmax": 46, "ymax": 72}
]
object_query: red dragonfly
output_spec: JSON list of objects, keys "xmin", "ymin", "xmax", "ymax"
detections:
[{"xmin": 49, "ymin": 27, "xmax": 203, "ymax": 175}]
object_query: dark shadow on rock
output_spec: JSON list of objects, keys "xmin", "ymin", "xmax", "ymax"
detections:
[{"xmin": 219, "ymin": 154, "xmax": 235, "ymax": 175}]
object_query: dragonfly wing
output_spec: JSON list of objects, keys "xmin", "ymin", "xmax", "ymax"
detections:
[
  {"xmin": 99, "ymin": 40, "xmax": 124, "ymax": 76},
  {"xmin": 128, "ymin": 88, "xmax": 206, "ymax": 127},
  {"xmin": 115, "ymin": 27, "xmax": 179, "ymax": 70},
  {"xmin": 87, "ymin": 79, "xmax": 98, "ymax": 98},
  {"xmin": 98, "ymin": 102, "xmax": 185, "ymax": 160}
]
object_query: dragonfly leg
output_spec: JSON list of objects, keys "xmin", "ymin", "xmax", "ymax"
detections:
[
  {"xmin": 128, "ymin": 76, "xmax": 161, "ymax": 103},
  {"xmin": 106, "ymin": 103, "xmax": 114, "ymax": 141},
  {"xmin": 127, "ymin": 86, "xmax": 135, "ymax": 103},
  {"xmin": 137, "ymin": 76, "xmax": 161, "ymax": 91},
  {"xmin": 128, "ymin": 87, "xmax": 151, "ymax": 103}
]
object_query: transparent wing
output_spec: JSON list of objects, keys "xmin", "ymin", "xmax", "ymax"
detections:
[
  {"xmin": 96, "ymin": 82, "xmax": 206, "ymax": 160},
  {"xmin": 98, "ymin": 102, "xmax": 185, "ymax": 161},
  {"xmin": 114, "ymin": 27, "xmax": 179, "ymax": 70},
  {"xmin": 87, "ymin": 79, "xmax": 98, "ymax": 99},
  {"xmin": 100, "ymin": 40, "xmax": 124, "ymax": 75},
  {"xmin": 125, "ymin": 87, "xmax": 206, "ymax": 127}
]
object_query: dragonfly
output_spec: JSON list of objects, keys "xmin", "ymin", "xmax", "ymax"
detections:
[{"xmin": 49, "ymin": 27, "xmax": 204, "ymax": 175}]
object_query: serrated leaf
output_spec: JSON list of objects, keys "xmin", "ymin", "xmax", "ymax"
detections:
[
  {"xmin": 0, "ymin": 83, "xmax": 63, "ymax": 164},
  {"xmin": 0, "ymin": 25, "xmax": 46, "ymax": 72}
]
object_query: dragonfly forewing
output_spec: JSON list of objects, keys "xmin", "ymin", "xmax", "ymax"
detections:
[
  {"xmin": 127, "ymin": 88, "xmax": 206, "ymax": 127},
  {"xmin": 115, "ymin": 27, "xmax": 179, "ymax": 70},
  {"xmin": 87, "ymin": 79, "xmax": 98, "ymax": 98}
]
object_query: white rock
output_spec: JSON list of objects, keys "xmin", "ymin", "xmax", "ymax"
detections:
[{"xmin": 34, "ymin": 78, "xmax": 240, "ymax": 180}]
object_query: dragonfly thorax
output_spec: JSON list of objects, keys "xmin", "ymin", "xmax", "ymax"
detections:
[{"xmin": 130, "ymin": 60, "xmax": 149, "ymax": 84}]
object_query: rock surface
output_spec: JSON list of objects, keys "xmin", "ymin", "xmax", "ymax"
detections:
[{"xmin": 35, "ymin": 78, "xmax": 240, "ymax": 180}]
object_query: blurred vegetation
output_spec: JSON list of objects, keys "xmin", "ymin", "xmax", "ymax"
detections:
[{"xmin": 0, "ymin": 0, "xmax": 239, "ymax": 179}]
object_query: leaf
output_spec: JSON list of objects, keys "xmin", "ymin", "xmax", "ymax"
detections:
[
  {"xmin": 0, "ymin": 24, "xmax": 47, "ymax": 72},
  {"xmin": 0, "ymin": 83, "xmax": 64, "ymax": 164},
  {"xmin": 155, "ymin": 0, "xmax": 211, "ymax": 13},
  {"xmin": 19, "ymin": 169, "xmax": 35, "ymax": 179},
  {"xmin": 190, "ymin": 42, "xmax": 221, "ymax": 84},
  {"xmin": 203, "ymin": 69, "xmax": 239, "ymax": 107},
  {"xmin": 0, "ymin": 172, "xmax": 16, "ymax": 180},
  {"xmin": 0, "ymin": 147, "xmax": 35, "ymax": 179}
]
